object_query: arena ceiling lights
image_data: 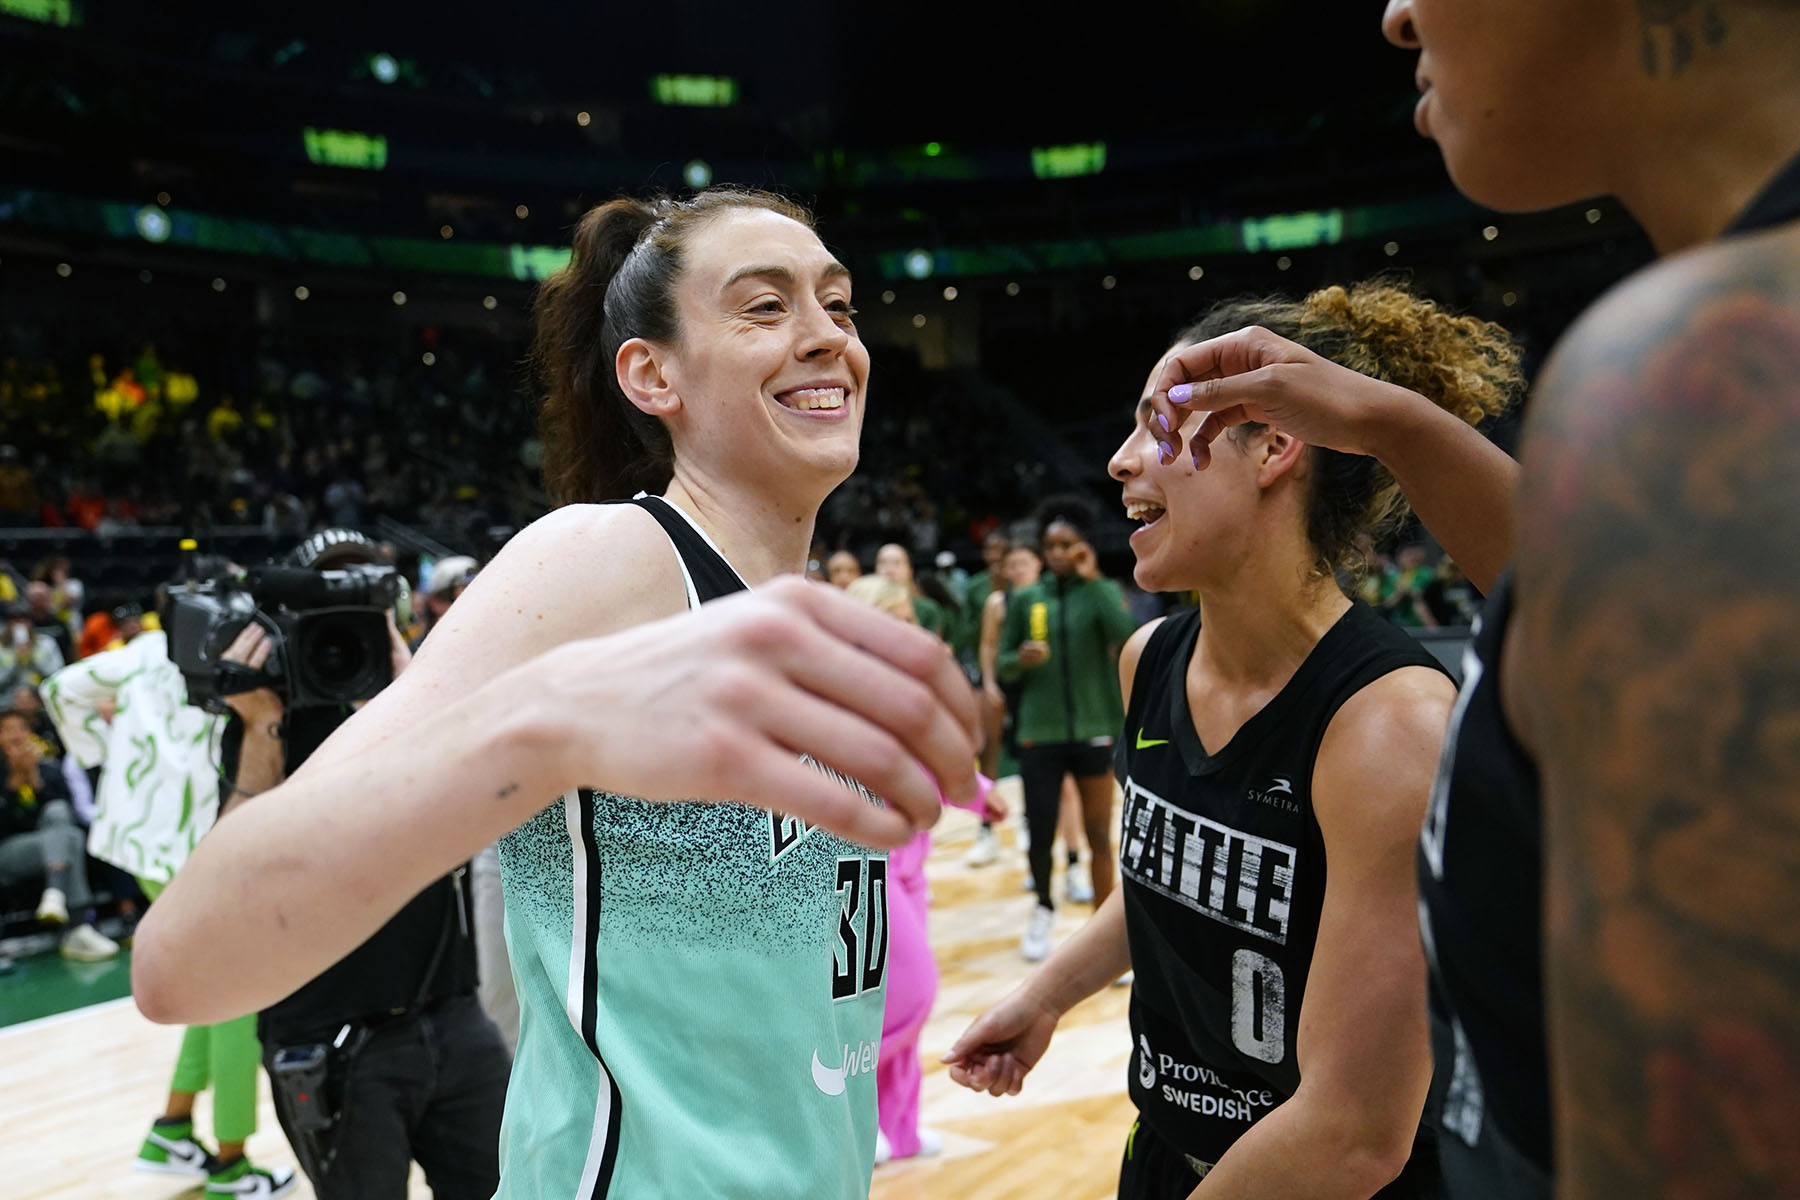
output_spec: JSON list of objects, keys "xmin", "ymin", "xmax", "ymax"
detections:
[
  {"xmin": 134, "ymin": 205, "xmax": 171, "ymax": 243},
  {"xmin": 649, "ymin": 74, "xmax": 737, "ymax": 107},
  {"xmin": 1029, "ymin": 142, "xmax": 1106, "ymax": 181},
  {"xmin": 0, "ymin": 0, "xmax": 78, "ymax": 26},
  {"xmin": 0, "ymin": 187, "xmax": 1482, "ymax": 288},
  {"xmin": 302, "ymin": 127, "xmax": 389, "ymax": 171}
]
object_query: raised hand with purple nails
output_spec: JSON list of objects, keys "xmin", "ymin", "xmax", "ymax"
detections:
[
  {"xmin": 1147, "ymin": 325, "xmax": 1414, "ymax": 467},
  {"xmin": 1148, "ymin": 324, "xmax": 1519, "ymax": 591}
]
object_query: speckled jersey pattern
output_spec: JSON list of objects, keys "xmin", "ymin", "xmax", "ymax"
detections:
[{"xmin": 493, "ymin": 495, "xmax": 889, "ymax": 1199}]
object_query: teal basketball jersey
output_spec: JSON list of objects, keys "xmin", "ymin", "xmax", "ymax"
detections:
[{"xmin": 496, "ymin": 496, "xmax": 889, "ymax": 1198}]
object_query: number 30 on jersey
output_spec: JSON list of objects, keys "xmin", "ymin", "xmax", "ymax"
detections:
[{"xmin": 832, "ymin": 857, "xmax": 889, "ymax": 1001}]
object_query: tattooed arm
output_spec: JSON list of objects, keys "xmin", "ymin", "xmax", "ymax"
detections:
[{"xmin": 1514, "ymin": 228, "xmax": 1800, "ymax": 1200}]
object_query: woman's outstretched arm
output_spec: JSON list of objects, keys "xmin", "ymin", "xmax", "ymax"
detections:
[{"xmin": 134, "ymin": 508, "xmax": 979, "ymax": 1024}]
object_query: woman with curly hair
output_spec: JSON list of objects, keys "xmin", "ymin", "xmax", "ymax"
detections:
[{"xmin": 948, "ymin": 280, "xmax": 1524, "ymax": 1199}]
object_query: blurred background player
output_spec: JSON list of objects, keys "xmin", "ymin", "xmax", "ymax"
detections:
[
  {"xmin": 826, "ymin": 549, "xmax": 863, "ymax": 589},
  {"xmin": 998, "ymin": 500, "xmax": 1138, "ymax": 960},
  {"xmin": 875, "ymin": 541, "xmax": 956, "ymax": 644},
  {"xmin": 844, "ymin": 572, "xmax": 1004, "ymax": 1164}
]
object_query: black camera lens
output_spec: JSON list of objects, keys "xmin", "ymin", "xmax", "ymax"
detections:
[{"xmin": 300, "ymin": 613, "xmax": 382, "ymax": 699}]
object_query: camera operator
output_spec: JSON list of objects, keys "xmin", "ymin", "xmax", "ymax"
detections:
[{"xmin": 219, "ymin": 531, "xmax": 507, "ymax": 1200}]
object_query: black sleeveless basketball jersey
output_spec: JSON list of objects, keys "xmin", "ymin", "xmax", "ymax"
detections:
[
  {"xmin": 1116, "ymin": 603, "xmax": 1448, "ymax": 1193},
  {"xmin": 627, "ymin": 493, "xmax": 745, "ymax": 602},
  {"xmin": 1415, "ymin": 576, "xmax": 1548, "ymax": 1199},
  {"xmin": 1415, "ymin": 146, "xmax": 1800, "ymax": 1200}
]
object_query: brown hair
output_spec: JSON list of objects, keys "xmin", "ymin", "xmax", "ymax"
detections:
[
  {"xmin": 1175, "ymin": 279, "xmax": 1523, "ymax": 578},
  {"xmin": 531, "ymin": 188, "xmax": 815, "ymax": 505}
]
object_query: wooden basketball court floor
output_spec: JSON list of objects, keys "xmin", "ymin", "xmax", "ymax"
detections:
[{"xmin": 0, "ymin": 781, "xmax": 1135, "ymax": 1199}]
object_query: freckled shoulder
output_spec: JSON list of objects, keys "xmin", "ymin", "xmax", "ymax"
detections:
[{"xmin": 427, "ymin": 501, "xmax": 693, "ymax": 659}]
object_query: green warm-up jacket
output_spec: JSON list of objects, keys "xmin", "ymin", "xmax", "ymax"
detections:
[{"xmin": 999, "ymin": 574, "xmax": 1138, "ymax": 746}]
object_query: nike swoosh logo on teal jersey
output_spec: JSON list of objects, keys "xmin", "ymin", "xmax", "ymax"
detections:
[
  {"xmin": 811, "ymin": 1048, "xmax": 847, "ymax": 1096},
  {"xmin": 1135, "ymin": 731, "xmax": 1169, "ymax": 749}
]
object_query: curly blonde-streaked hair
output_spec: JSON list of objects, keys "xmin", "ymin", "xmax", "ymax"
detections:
[
  {"xmin": 844, "ymin": 574, "xmax": 916, "ymax": 623},
  {"xmin": 1175, "ymin": 279, "xmax": 1524, "ymax": 580}
]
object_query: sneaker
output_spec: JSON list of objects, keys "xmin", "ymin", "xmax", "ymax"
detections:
[
  {"xmin": 60, "ymin": 923, "xmax": 120, "ymax": 962},
  {"xmin": 1021, "ymin": 904, "xmax": 1055, "ymax": 962},
  {"xmin": 35, "ymin": 886, "xmax": 68, "ymax": 925},
  {"xmin": 874, "ymin": 1127, "xmax": 945, "ymax": 1165},
  {"xmin": 1065, "ymin": 861, "xmax": 1094, "ymax": 905},
  {"xmin": 206, "ymin": 1155, "xmax": 297, "ymax": 1198},
  {"xmin": 135, "ymin": 1119, "xmax": 216, "ymax": 1179},
  {"xmin": 963, "ymin": 826, "xmax": 1000, "ymax": 867}
]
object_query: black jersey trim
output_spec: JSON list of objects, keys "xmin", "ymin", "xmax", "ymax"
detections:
[
  {"xmin": 1726, "ymin": 139, "xmax": 1800, "ymax": 234},
  {"xmin": 627, "ymin": 494, "xmax": 749, "ymax": 602},
  {"xmin": 570, "ymin": 789, "xmax": 623, "ymax": 1198}
]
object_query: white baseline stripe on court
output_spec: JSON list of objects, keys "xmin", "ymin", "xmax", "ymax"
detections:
[{"xmin": 0, "ymin": 994, "xmax": 137, "ymax": 1040}]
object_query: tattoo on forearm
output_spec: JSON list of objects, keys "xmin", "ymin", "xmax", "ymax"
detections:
[
  {"xmin": 1518, "ymin": 260, "xmax": 1800, "ymax": 1199},
  {"xmin": 496, "ymin": 782, "xmax": 519, "ymax": 800},
  {"xmin": 1638, "ymin": 0, "xmax": 1728, "ymax": 76}
]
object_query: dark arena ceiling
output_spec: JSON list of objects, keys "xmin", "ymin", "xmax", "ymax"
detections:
[
  {"xmin": 0, "ymin": 0, "xmax": 1651, "ymax": 397},
  {"xmin": 0, "ymin": 3, "xmax": 1485, "ymax": 270},
  {"xmin": 0, "ymin": 0, "xmax": 1662, "ymax": 554}
]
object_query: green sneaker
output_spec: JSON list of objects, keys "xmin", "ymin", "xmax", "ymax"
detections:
[
  {"xmin": 134, "ymin": 1117, "xmax": 216, "ymax": 1178},
  {"xmin": 205, "ymin": 1154, "xmax": 297, "ymax": 1198}
]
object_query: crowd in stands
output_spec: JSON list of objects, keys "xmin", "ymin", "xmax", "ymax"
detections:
[
  {"xmin": 0, "ymin": 323, "xmax": 1033, "ymax": 569},
  {"xmin": 0, "ymin": 554, "xmax": 132, "ymax": 960},
  {"xmin": 0, "ymin": 326, "xmax": 548, "ymax": 555},
  {"xmin": 1360, "ymin": 541, "xmax": 1480, "ymax": 629}
]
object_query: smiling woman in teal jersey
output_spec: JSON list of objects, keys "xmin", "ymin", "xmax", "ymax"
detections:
[
  {"xmin": 130, "ymin": 187, "xmax": 987, "ymax": 1200},
  {"xmin": 495, "ymin": 191, "xmax": 895, "ymax": 1198}
]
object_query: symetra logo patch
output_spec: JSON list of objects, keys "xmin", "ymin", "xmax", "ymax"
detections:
[
  {"xmin": 810, "ymin": 1039, "xmax": 880, "ymax": 1096},
  {"xmin": 1247, "ymin": 775, "xmax": 1299, "ymax": 813}
]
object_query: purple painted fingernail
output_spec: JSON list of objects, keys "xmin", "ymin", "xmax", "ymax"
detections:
[
  {"xmin": 1169, "ymin": 383, "xmax": 1195, "ymax": 405},
  {"xmin": 1156, "ymin": 412, "xmax": 1170, "ymax": 433},
  {"xmin": 1157, "ymin": 440, "xmax": 1174, "ymax": 464}
]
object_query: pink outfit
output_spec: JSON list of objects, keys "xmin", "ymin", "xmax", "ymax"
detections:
[{"xmin": 877, "ymin": 775, "xmax": 993, "ymax": 1158}]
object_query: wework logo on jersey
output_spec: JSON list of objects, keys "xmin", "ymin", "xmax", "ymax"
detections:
[
  {"xmin": 771, "ymin": 755, "xmax": 881, "ymax": 864},
  {"xmin": 1119, "ymin": 776, "xmax": 1296, "ymax": 943}
]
